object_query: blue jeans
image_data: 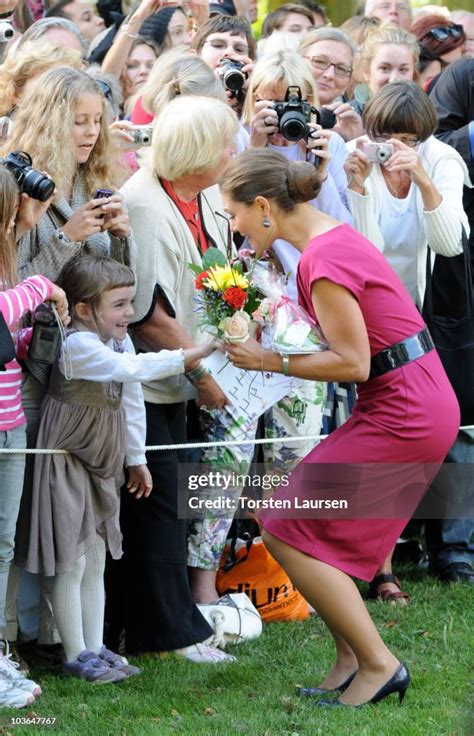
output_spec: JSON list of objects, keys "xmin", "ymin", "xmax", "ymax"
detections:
[
  {"xmin": 425, "ymin": 430, "xmax": 474, "ymax": 570},
  {"xmin": 0, "ymin": 425, "xmax": 26, "ymax": 631}
]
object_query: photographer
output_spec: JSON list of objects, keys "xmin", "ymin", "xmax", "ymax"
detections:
[
  {"xmin": 2, "ymin": 66, "xmax": 135, "ymax": 284},
  {"xmin": 192, "ymin": 14, "xmax": 256, "ymax": 116},
  {"xmin": 0, "ymin": 165, "xmax": 69, "ymax": 706}
]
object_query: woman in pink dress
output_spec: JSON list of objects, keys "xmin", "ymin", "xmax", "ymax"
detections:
[{"xmin": 219, "ymin": 148, "xmax": 459, "ymax": 708}]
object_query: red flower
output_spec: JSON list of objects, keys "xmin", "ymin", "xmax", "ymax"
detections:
[
  {"xmin": 195, "ymin": 271, "xmax": 210, "ymax": 290},
  {"xmin": 224, "ymin": 286, "xmax": 247, "ymax": 311}
]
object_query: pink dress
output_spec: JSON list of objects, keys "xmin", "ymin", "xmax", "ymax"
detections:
[{"xmin": 261, "ymin": 225, "xmax": 460, "ymax": 581}]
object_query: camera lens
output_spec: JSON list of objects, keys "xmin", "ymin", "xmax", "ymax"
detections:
[
  {"xmin": 222, "ymin": 68, "xmax": 245, "ymax": 92},
  {"xmin": 279, "ymin": 111, "xmax": 308, "ymax": 142},
  {"xmin": 22, "ymin": 169, "xmax": 55, "ymax": 202}
]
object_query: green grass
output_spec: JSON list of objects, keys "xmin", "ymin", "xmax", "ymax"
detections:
[{"xmin": 1, "ymin": 568, "xmax": 472, "ymax": 736}]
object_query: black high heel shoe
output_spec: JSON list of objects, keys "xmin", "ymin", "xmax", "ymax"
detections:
[
  {"xmin": 296, "ymin": 670, "xmax": 357, "ymax": 698},
  {"xmin": 316, "ymin": 662, "xmax": 410, "ymax": 708}
]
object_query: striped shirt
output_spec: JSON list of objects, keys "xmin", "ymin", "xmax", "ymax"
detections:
[{"xmin": 0, "ymin": 275, "xmax": 54, "ymax": 432}]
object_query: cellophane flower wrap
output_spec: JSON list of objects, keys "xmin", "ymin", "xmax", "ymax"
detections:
[
  {"xmin": 249, "ymin": 261, "xmax": 328, "ymax": 354},
  {"xmin": 189, "ymin": 248, "xmax": 261, "ymax": 343}
]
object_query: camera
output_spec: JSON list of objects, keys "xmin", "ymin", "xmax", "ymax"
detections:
[
  {"xmin": 0, "ymin": 20, "xmax": 14, "ymax": 43},
  {"xmin": 28, "ymin": 304, "xmax": 61, "ymax": 366},
  {"xmin": 360, "ymin": 141, "xmax": 394, "ymax": 164},
  {"xmin": 130, "ymin": 125, "xmax": 153, "ymax": 146},
  {"xmin": 0, "ymin": 151, "xmax": 55, "ymax": 202},
  {"xmin": 219, "ymin": 58, "xmax": 246, "ymax": 92},
  {"xmin": 273, "ymin": 86, "xmax": 320, "ymax": 143}
]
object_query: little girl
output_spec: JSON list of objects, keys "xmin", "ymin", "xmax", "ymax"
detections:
[
  {"xmin": 0, "ymin": 166, "xmax": 69, "ymax": 706},
  {"xmin": 15, "ymin": 254, "xmax": 215, "ymax": 684}
]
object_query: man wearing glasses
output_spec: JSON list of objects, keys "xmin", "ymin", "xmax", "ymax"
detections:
[{"xmin": 364, "ymin": 0, "xmax": 413, "ymax": 31}]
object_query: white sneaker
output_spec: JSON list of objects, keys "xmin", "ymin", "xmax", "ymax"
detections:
[
  {"xmin": 175, "ymin": 642, "xmax": 237, "ymax": 664},
  {"xmin": 0, "ymin": 672, "xmax": 34, "ymax": 709},
  {"xmin": 0, "ymin": 643, "xmax": 41, "ymax": 697}
]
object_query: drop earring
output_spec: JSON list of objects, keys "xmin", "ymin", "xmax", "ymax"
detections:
[{"xmin": 263, "ymin": 216, "xmax": 271, "ymax": 228}]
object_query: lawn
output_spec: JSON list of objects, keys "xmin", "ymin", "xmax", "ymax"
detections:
[{"xmin": 0, "ymin": 567, "xmax": 472, "ymax": 736}]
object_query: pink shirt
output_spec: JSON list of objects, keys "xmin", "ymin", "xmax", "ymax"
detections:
[{"xmin": 0, "ymin": 275, "xmax": 54, "ymax": 431}]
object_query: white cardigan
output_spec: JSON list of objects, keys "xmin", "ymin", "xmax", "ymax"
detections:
[{"xmin": 346, "ymin": 135, "xmax": 471, "ymax": 306}]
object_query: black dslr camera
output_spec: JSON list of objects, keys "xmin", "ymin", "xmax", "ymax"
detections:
[
  {"xmin": 219, "ymin": 58, "xmax": 246, "ymax": 92},
  {"xmin": 273, "ymin": 86, "xmax": 320, "ymax": 142},
  {"xmin": 0, "ymin": 151, "xmax": 55, "ymax": 202}
]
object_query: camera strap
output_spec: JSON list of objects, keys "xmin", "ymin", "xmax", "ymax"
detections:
[{"xmin": 51, "ymin": 304, "xmax": 73, "ymax": 381}]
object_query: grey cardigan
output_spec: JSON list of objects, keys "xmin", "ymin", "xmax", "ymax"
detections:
[{"xmin": 16, "ymin": 173, "xmax": 136, "ymax": 282}]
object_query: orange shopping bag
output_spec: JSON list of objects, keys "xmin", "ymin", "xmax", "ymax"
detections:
[{"xmin": 216, "ymin": 527, "xmax": 309, "ymax": 623}]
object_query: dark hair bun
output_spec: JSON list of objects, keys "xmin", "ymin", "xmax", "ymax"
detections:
[{"xmin": 286, "ymin": 161, "xmax": 322, "ymax": 203}]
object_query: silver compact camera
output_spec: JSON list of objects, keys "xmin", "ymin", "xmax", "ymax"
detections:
[
  {"xmin": 130, "ymin": 125, "xmax": 153, "ymax": 146},
  {"xmin": 360, "ymin": 141, "xmax": 394, "ymax": 164}
]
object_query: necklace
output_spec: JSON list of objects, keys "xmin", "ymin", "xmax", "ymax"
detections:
[{"xmin": 382, "ymin": 171, "xmax": 410, "ymax": 199}]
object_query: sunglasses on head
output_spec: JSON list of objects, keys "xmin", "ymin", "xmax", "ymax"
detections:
[{"xmin": 426, "ymin": 24, "xmax": 464, "ymax": 42}]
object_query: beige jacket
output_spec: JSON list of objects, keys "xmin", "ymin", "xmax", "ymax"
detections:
[{"xmin": 121, "ymin": 167, "xmax": 231, "ymax": 404}]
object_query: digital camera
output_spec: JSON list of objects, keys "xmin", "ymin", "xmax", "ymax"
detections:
[
  {"xmin": 219, "ymin": 58, "xmax": 246, "ymax": 92},
  {"xmin": 130, "ymin": 125, "xmax": 153, "ymax": 146},
  {"xmin": 272, "ymin": 86, "xmax": 320, "ymax": 142},
  {"xmin": 0, "ymin": 151, "xmax": 55, "ymax": 202},
  {"xmin": 0, "ymin": 20, "xmax": 14, "ymax": 43},
  {"xmin": 360, "ymin": 141, "xmax": 394, "ymax": 164}
]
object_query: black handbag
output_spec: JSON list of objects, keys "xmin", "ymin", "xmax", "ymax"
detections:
[
  {"xmin": 422, "ymin": 227, "xmax": 474, "ymax": 426},
  {"xmin": 0, "ymin": 312, "xmax": 16, "ymax": 371}
]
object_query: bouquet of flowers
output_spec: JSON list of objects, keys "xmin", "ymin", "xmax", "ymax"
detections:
[
  {"xmin": 249, "ymin": 261, "xmax": 328, "ymax": 354},
  {"xmin": 189, "ymin": 248, "xmax": 262, "ymax": 343}
]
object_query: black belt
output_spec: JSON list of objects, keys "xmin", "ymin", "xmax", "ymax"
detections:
[{"xmin": 369, "ymin": 328, "xmax": 434, "ymax": 380}]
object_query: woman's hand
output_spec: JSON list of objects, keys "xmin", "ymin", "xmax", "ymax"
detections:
[
  {"xmin": 306, "ymin": 124, "xmax": 332, "ymax": 181},
  {"xmin": 15, "ymin": 186, "xmax": 56, "ymax": 240},
  {"xmin": 344, "ymin": 144, "xmax": 373, "ymax": 194},
  {"xmin": 100, "ymin": 192, "xmax": 131, "ymax": 238},
  {"xmin": 223, "ymin": 337, "xmax": 263, "ymax": 371},
  {"xmin": 48, "ymin": 284, "xmax": 70, "ymax": 326},
  {"xmin": 127, "ymin": 464, "xmax": 153, "ymax": 499},
  {"xmin": 109, "ymin": 119, "xmax": 136, "ymax": 148},
  {"xmin": 325, "ymin": 101, "xmax": 364, "ymax": 142},
  {"xmin": 248, "ymin": 99, "xmax": 279, "ymax": 148},
  {"xmin": 382, "ymin": 138, "xmax": 429, "ymax": 187},
  {"xmin": 61, "ymin": 198, "xmax": 109, "ymax": 242},
  {"xmin": 195, "ymin": 373, "xmax": 229, "ymax": 410},
  {"xmin": 383, "ymin": 138, "xmax": 442, "ymax": 210}
]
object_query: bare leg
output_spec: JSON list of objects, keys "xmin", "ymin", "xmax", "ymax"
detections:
[
  {"xmin": 263, "ymin": 532, "xmax": 400, "ymax": 705},
  {"xmin": 188, "ymin": 567, "xmax": 219, "ymax": 604}
]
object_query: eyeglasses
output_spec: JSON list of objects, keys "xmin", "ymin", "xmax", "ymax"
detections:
[
  {"xmin": 425, "ymin": 24, "xmax": 464, "ymax": 42},
  {"xmin": 203, "ymin": 38, "xmax": 250, "ymax": 55},
  {"xmin": 305, "ymin": 56, "xmax": 352, "ymax": 79},
  {"xmin": 374, "ymin": 2, "xmax": 411, "ymax": 11},
  {"xmin": 375, "ymin": 134, "xmax": 420, "ymax": 147}
]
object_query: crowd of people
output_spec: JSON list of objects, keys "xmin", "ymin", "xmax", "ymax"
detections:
[{"xmin": 0, "ymin": 0, "xmax": 472, "ymax": 713}]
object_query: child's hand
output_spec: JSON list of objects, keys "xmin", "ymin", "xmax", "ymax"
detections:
[{"xmin": 127, "ymin": 464, "xmax": 153, "ymax": 499}]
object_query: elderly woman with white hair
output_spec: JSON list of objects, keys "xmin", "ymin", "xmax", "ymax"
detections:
[{"xmin": 120, "ymin": 95, "xmax": 238, "ymax": 663}]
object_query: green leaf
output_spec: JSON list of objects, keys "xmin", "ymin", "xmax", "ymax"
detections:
[
  {"xmin": 202, "ymin": 248, "xmax": 227, "ymax": 270},
  {"xmin": 188, "ymin": 263, "xmax": 203, "ymax": 275}
]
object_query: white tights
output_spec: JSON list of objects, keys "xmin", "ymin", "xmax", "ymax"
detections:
[{"xmin": 52, "ymin": 535, "xmax": 106, "ymax": 663}]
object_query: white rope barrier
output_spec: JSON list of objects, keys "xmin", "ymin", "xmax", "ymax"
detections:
[
  {"xmin": 0, "ymin": 434, "xmax": 328, "ymax": 455},
  {"xmin": 0, "ymin": 426, "xmax": 472, "ymax": 455}
]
